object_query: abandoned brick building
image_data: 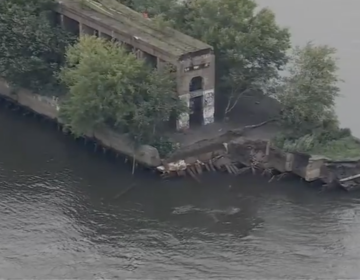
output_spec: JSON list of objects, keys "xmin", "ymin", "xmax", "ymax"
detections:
[{"xmin": 55, "ymin": 0, "xmax": 215, "ymax": 131}]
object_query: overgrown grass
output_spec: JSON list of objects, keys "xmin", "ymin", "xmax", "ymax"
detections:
[
  {"xmin": 308, "ymin": 136, "xmax": 360, "ymax": 160},
  {"xmin": 274, "ymin": 131, "xmax": 360, "ymax": 160}
]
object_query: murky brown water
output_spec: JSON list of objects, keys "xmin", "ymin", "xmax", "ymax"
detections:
[
  {"xmin": 2, "ymin": 1, "xmax": 360, "ymax": 278},
  {"xmin": 1, "ymin": 107, "xmax": 360, "ymax": 279}
]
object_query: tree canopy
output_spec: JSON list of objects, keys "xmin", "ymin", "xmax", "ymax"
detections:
[
  {"xmin": 121, "ymin": 0, "xmax": 359, "ymax": 159},
  {"xmin": 59, "ymin": 36, "xmax": 186, "ymax": 145},
  {"xmin": 275, "ymin": 43, "xmax": 342, "ymax": 136},
  {"xmin": 273, "ymin": 43, "xmax": 359, "ymax": 160},
  {"xmin": 120, "ymin": 0, "xmax": 291, "ymax": 117},
  {"xmin": 0, "ymin": 0, "xmax": 74, "ymax": 95},
  {"xmin": 2, "ymin": 0, "xmax": 357, "ymax": 159}
]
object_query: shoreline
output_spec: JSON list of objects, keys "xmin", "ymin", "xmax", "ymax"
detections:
[
  {"xmin": 0, "ymin": 79, "xmax": 161, "ymax": 167},
  {"xmin": 1, "ymin": 80, "xmax": 360, "ymax": 191},
  {"xmin": 159, "ymin": 127, "xmax": 360, "ymax": 191}
]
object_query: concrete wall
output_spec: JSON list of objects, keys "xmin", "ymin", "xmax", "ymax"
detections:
[
  {"xmin": 266, "ymin": 148, "xmax": 292, "ymax": 173},
  {"xmin": 0, "ymin": 80, "xmax": 161, "ymax": 167},
  {"xmin": 0, "ymin": 81, "xmax": 60, "ymax": 119},
  {"xmin": 177, "ymin": 53, "xmax": 215, "ymax": 96},
  {"xmin": 305, "ymin": 157, "xmax": 326, "ymax": 181}
]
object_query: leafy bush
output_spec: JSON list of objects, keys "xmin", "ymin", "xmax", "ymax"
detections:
[
  {"xmin": 150, "ymin": 136, "xmax": 179, "ymax": 157},
  {"xmin": 59, "ymin": 36, "xmax": 187, "ymax": 145}
]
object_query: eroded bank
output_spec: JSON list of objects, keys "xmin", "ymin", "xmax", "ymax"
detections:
[
  {"xmin": 159, "ymin": 126, "xmax": 360, "ymax": 191},
  {"xmin": 1, "ymin": 80, "xmax": 360, "ymax": 191}
]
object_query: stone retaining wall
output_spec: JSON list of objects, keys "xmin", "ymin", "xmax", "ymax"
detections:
[{"xmin": 0, "ymin": 80, "xmax": 161, "ymax": 167}]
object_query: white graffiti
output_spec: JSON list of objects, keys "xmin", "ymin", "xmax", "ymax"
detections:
[
  {"xmin": 35, "ymin": 95, "xmax": 61, "ymax": 111},
  {"xmin": 35, "ymin": 94, "xmax": 59, "ymax": 107},
  {"xmin": 202, "ymin": 89, "xmax": 215, "ymax": 125}
]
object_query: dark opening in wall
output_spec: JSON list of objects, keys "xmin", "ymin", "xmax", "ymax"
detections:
[
  {"xmin": 63, "ymin": 15, "xmax": 80, "ymax": 36},
  {"xmin": 143, "ymin": 52, "xmax": 157, "ymax": 69},
  {"xmin": 189, "ymin": 76, "xmax": 203, "ymax": 92},
  {"xmin": 100, "ymin": 32, "xmax": 112, "ymax": 41}
]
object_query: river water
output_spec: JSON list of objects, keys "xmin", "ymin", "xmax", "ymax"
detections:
[
  {"xmin": 2, "ymin": 0, "xmax": 360, "ymax": 279},
  {"xmin": 2, "ymin": 108, "xmax": 360, "ymax": 279}
]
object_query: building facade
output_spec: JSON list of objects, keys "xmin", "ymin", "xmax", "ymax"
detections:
[{"xmin": 56, "ymin": 0, "xmax": 215, "ymax": 131}]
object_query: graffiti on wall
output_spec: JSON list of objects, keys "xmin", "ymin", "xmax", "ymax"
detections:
[{"xmin": 202, "ymin": 89, "xmax": 214, "ymax": 125}]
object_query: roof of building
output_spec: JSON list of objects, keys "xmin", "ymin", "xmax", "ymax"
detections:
[{"xmin": 58, "ymin": 0, "xmax": 212, "ymax": 58}]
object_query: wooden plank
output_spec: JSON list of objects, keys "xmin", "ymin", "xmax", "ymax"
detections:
[{"xmin": 339, "ymin": 173, "xmax": 360, "ymax": 182}]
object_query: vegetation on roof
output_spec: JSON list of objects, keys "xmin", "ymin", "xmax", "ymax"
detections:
[{"xmin": 62, "ymin": 0, "xmax": 211, "ymax": 57}]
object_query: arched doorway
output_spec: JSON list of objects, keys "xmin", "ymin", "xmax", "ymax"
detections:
[
  {"xmin": 189, "ymin": 76, "xmax": 203, "ymax": 91},
  {"xmin": 189, "ymin": 76, "xmax": 204, "ymax": 127}
]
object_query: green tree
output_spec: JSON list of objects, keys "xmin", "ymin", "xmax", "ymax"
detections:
[
  {"xmin": 272, "ymin": 43, "xmax": 360, "ymax": 159},
  {"xmin": 0, "ymin": 0, "xmax": 75, "ymax": 95},
  {"xmin": 118, "ymin": 0, "xmax": 291, "ymax": 117},
  {"xmin": 162, "ymin": 0, "xmax": 291, "ymax": 117},
  {"xmin": 274, "ymin": 43, "xmax": 342, "ymax": 136},
  {"xmin": 118, "ymin": 0, "xmax": 290, "ymax": 115},
  {"xmin": 59, "ymin": 36, "xmax": 186, "ymax": 145}
]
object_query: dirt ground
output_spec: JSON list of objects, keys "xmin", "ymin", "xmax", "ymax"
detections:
[{"xmin": 169, "ymin": 92, "xmax": 281, "ymax": 147}]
